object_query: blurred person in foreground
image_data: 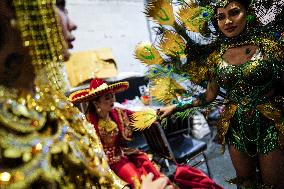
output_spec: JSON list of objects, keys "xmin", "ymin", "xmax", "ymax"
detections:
[{"xmin": 0, "ymin": 0, "xmax": 171, "ymax": 188}]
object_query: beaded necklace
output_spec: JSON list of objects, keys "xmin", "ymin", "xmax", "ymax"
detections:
[{"xmin": 98, "ymin": 116, "xmax": 118, "ymax": 133}]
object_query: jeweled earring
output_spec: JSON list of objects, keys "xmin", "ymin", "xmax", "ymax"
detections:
[
  {"xmin": 97, "ymin": 107, "xmax": 102, "ymax": 113},
  {"xmin": 10, "ymin": 19, "xmax": 17, "ymax": 28},
  {"xmin": 246, "ymin": 15, "xmax": 255, "ymax": 24}
]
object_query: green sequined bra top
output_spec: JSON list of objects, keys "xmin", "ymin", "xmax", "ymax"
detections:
[{"xmin": 216, "ymin": 49, "xmax": 277, "ymax": 104}]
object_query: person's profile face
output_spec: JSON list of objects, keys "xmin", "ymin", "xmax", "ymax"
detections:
[
  {"xmin": 94, "ymin": 93, "xmax": 116, "ymax": 113},
  {"xmin": 216, "ymin": 1, "xmax": 247, "ymax": 38},
  {"xmin": 55, "ymin": 6, "xmax": 77, "ymax": 61}
]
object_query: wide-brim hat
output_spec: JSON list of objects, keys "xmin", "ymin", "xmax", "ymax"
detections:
[{"xmin": 69, "ymin": 78, "xmax": 129, "ymax": 103}]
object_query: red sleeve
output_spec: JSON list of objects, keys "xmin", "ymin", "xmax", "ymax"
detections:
[{"xmin": 111, "ymin": 108, "xmax": 133, "ymax": 141}]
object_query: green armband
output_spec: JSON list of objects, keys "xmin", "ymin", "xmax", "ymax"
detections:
[{"xmin": 175, "ymin": 99, "xmax": 193, "ymax": 111}]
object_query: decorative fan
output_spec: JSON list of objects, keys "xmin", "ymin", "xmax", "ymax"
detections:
[{"xmin": 129, "ymin": 108, "xmax": 157, "ymax": 131}]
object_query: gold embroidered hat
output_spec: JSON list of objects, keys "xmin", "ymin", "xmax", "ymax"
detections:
[{"xmin": 69, "ymin": 78, "xmax": 129, "ymax": 103}]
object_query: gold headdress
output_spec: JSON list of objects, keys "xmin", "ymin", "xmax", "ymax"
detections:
[
  {"xmin": 13, "ymin": 0, "xmax": 67, "ymax": 92},
  {"xmin": 211, "ymin": 0, "xmax": 229, "ymax": 7}
]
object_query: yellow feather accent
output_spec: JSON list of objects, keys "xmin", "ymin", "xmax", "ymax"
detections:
[
  {"xmin": 150, "ymin": 78, "xmax": 186, "ymax": 104},
  {"xmin": 129, "ymin": 108, "xmax": 157, "ymax": 131},
  {"xmin": 159, "ymin": 31, "xmax": 187, "ymax": 58},
  {"xmin": 134, "ymin": 42, "xmax": 163, "ymax": 65},
  {"xmin": 178, "ymin": 5, "xmax": 208, "ymax": 33},
  {"xmin": 145, "ymin": 0, "xmax": 175, "ymax": 26}
]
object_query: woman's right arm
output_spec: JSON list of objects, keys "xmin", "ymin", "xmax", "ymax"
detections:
[{"xmin": 158, "ymin": 79, "xmax": 219, "ymax": 118}]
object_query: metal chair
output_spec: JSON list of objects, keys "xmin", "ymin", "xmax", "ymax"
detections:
[
  {"xmin": 142, "ymin": 118, "xmax": 212, "ymax": 178},
  {"xmin": 124, "ymin": 131, "xmax": 149, "ymax": 152}
]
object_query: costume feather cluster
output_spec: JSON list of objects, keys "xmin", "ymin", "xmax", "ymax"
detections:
[
  {"xmin": 150, "ymin": 77, "xmax": 186, "ymax": 104},
  {"xmin": 134, "ymin": 0, "xmax": 284, "ymax": 106},
  {"xmin": 159, "ymin": 31, "xmax": 187, "ymax": 58},
  {"xmin": 145, "ymin": 0, "xmax": 175, "ymax": 26},
  {"xmin": 177, "ymin": 4, "xmax": 214, "ymax": 34},
  {"xmin": 134, "ymin": 42, "xmax": 163, "ymax": 65}
]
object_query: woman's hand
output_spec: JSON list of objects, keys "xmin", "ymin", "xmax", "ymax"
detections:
[
  {"xmin": 157, "ymin": 105, "xmax": 176, "ymax": 119},
  {"xmin": 141, "ymin": 173, "xmax": 174, "ymax": 189}
]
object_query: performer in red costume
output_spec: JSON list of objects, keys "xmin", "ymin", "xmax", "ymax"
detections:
[{"xmin": 69, "ymin": 78, "xmax": 223, "ymax": 189}]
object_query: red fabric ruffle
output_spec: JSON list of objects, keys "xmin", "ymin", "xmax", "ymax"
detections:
[{"xmin": 174, "ymin": 165, "xmax": 224, "ymax": 189}]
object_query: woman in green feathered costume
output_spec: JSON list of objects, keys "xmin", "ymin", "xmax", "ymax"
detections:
[{"xmin": 138, "ymin": 0, "xmax": 284, "ymax": 188}]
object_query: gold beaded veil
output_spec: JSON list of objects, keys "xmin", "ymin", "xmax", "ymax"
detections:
[
  {"xmin": 0, "ymin": 1, "xmax": 127, "ymax": 188},
  {"xmin": 13, "ymin": 0, "xmax": 67, "ymax": 92}
]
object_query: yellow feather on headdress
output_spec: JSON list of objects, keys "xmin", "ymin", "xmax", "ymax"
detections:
[
  {"xmin": 150, "ymin": 77, "xmax": 186, "ymax": 104},
  {"xmin": 178, "ymin": 5, "xmax": 213, "ymax": 34},
  {"xmin": 129, "ymin": 108, "xmax": 157, "ymax": 131},
  {"xmin": 145, "ymin": 0, "xmax": 175, "ymax": 26},
  {"xmin": 159, "ymin": 31, "xmax": 187, "ymax": 58},
  {"xmin": 134, "ymin": 42, "xmax": 163, "ymax": 65}
]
